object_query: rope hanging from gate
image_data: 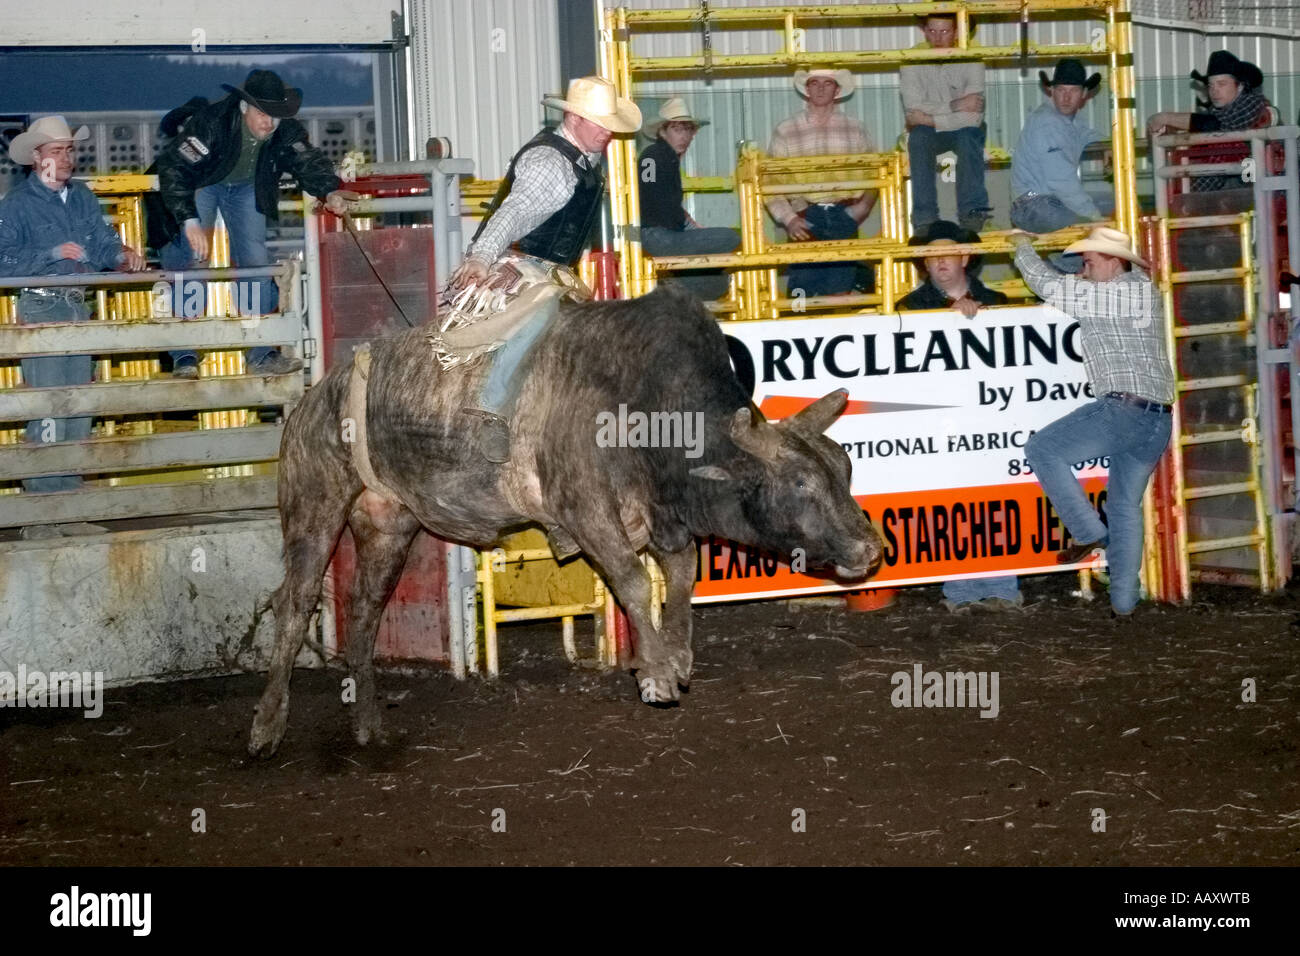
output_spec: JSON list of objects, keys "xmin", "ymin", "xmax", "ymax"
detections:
[
  {"xmin": 329, "ymin": 194, "xmax": 419, "ymax": 329},
  {"xmin": 700, "ymin": 0, "xmax": 713, "ymax": 78},
  {"xmin": 1020, "ymin": 0, "xmax": 1030, "ymax": 74}
]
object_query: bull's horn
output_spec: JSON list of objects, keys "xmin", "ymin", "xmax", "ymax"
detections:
[
  {"xmin": 786, "ymin": 389, "xmax": 848, "ymax": 437},
  {"xmin": 730, "ymin": 407, "xmax": 782, "ymax": 461}
]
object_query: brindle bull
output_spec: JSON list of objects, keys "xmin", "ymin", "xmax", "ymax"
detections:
[{"xmin": 249, "ymin": 284, "xmax": 881, "ymax": 756}]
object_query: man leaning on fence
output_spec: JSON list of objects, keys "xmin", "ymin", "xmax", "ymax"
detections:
[
  {"xmin": 154, "ymin": 69, "xmax": 349, "ymax": 378},
  {"xmin": 0, "ymin": 116, "xmax": 146, "ymax": 539},
  {"xmin": 1011, "ymin": 226, "xmax": 1175, "ymax": 617}
]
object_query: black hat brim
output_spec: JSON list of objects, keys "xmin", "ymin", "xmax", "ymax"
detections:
[
  {"xmin": 1040, "ymin": 71, "xmax": 1102, "ymax": 92},
  {"xmin": 909, "ymin": 222, "xmax": 984, "ymax": 272},
  {"xmin": 222, "ymin": 83, "xmax": 302, "ymax": 118},
  {"xmin": 1190, "ymin": 61, "xmax": 1263, "ymax": 91}
]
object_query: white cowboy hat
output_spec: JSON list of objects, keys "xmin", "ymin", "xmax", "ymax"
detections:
[
  {"xmin": 644, "ymin": 96, "xmax": 710, "ymax": 136},
  {"xmin": 1064, "ymin": 226, "xmax": 1150, "ymax": 270},
  {"xmin": 7, "ymin": 116, "xmax": 89, "ymax": 165},
  {"xmin": 542, "ymin": 76, "xmax": 642, "ymax": 134},
  {"xmin": 793, "ymin": 68, "xmax": 855, "ymax": 100}
]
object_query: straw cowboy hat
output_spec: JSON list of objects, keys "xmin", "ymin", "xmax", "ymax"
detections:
[
  {"xmin": 644, "ymin": 96, "xmax": 710, "ymax": 136},
  {"xmin": 1064, "ymin": 226, "xmax": 1150, "ymax": 270},
  {"xmin": 793, "ymin": 68, "xmax": 855, "ymax": 100},
  {"xmin": 543, "ymin": 76, "xmax": 642, "ymax": 133},
  {"xmin": 1039, "ymin": 58, "xmax": 1102, "ymax": 92},
  {"xmin": 7, "ymin": 116, "xmax": 89, "ymax": 165},
  {"xmin": 1191, "ymin": 50, "xmax": 1264, "ymax": 92},
  {"xmin": 222, "ymin": 69, "xmax": 302, "ymax": 118}
]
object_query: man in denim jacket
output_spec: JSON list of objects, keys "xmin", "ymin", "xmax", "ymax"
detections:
[{"xmin": 0, "ymin": 116, "xmax": 145, "ymax": 536}]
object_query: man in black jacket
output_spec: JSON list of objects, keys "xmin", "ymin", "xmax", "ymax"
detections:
[
  {"xmin": 897, "ymin": 219, "xmax": 1007, "ymax": 316},
  {"xmin": 155, "ymin": 70, "xmax": 349, "ymax": 376},
  {"xmin": 637, "ymin": 97, "xmax": 739, "ymax": 301}
]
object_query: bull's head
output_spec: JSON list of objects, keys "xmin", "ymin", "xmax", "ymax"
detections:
[{"xmin": 692, "ymin": 389, "xmax": 883, "ymax": 579}]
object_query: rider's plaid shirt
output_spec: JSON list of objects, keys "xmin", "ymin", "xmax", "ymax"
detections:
[
  {"xmin": 468, "ymin": 127, "xmax": 600, "ymax": 266},
  {"xmin": 1012, "ymin": 236, "xmax": 1175, "ymax": 405}
]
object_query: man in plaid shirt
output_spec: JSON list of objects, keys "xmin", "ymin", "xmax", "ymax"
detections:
[
  {"xmin": 766, "ymin": 68, "xmax": 877, "ymax": 298},
  {"xmin": 1146, "ymin": 50, "xmax": 1276, "ymax": 191},
  {"xmin": 1011, "ymin": 226, "xmax": 1175, "ymax": 616}
]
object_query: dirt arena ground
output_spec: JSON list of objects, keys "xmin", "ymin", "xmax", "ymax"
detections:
[{"xmin": 2, "ymin": 574, "xmax": 1297, "ymax": 867}]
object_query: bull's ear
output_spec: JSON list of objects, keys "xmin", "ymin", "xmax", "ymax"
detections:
[
  {"xmin": 730, "ymin": 407, "xmax": 782, "ymax": 461},
  {"xmin": 786, "ymin": 389, "xmax": 848, "ymax": 437},
  {"xmin": 689, "ymin": 465, "xmax": 733, "ymax": 482}
]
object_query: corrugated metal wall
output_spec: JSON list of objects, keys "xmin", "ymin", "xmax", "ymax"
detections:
[
  {"xmin": 605, "ymin": 0, "xmax": 1298, "ymax": 227},
  {"xmin": 409, "ymin": 0, "xmax": 562, "ymax": 178},
  {"xmin": 616, "ymin": 0, "xmax": 1298, "ymax": 136}
]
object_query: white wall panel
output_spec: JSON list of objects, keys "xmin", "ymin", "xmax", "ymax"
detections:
[
  {"xmin": 409, "ymin": 0, "xmax": 562, "ymax": 177},
  {"xmin": 4, "ymin": 0, "xmax": 402, "ymax": 47}
]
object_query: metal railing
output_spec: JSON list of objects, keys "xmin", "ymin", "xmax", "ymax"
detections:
[
  {"xmin": 1149, "ymin": 124, "xmax": 1300, "ymax": 596},
  {"xmin": 0, "ymin": 264, "xmax": 304, "ymax": 530},
  {"xmin": 603, "ymin": 1, "xmax": 1143, "ymax": 304}
]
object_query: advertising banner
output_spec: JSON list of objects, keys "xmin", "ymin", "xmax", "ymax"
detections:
[{"xmin": 694, "ymin": 306, "xmax": 1110, "ymax": 602}]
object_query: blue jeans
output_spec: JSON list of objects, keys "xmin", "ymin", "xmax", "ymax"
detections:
[
  {"xmin": 942, "ymin": 576, "xmax": 1021, "ymax": 605},
  {"xmin": 477, "ymin": 295, "xmax": 561, "ymax": 415},
  {"xmin": 1025, "ymin": 395, "xmax": 1173, "ymax": 614},
  {"xmin": 163, "ymin": 182, "xmax": 278, "ymax": 367},
  {"xmin": 908, "ymin": 125, "xmax": 990, "ymax": 228},
  {"xmin": 641, "ymin": 224, "xmax": 740, "ymax": 300},
  {"xmin": 18, "ymin": 292, "xmax": 94, "ymax": 493},
  {"xmin": 785, "ymin": 204, "xmax": 872, "ymax": 297},
  {"xmin": 1009, "ymin": 193, "xmax": 1082, "ymax": 234}
]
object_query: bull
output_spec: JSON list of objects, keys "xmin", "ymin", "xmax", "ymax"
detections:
[{"xmin": 249, "ymin": 284, "xmax": 882, "ymax": 757}]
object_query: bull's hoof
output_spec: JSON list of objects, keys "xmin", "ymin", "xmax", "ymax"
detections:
[
  {"xmin": 636, "ymin": 673, "xmax": 682, "ymax": 707},
  {"xmin": 668, "ymin": 649, "xmax": 694, "ymax": 687},
  {"xmin": 248, "ymin": 708, "xmax": 287, "ymax": 759},
  {"xmin": 352, "ymin": 712, "xmax": 387, "ymax": 747}
]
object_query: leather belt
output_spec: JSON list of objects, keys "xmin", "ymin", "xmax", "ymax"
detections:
[{"xmin": 1106, "ymin": 391, "xmax": 1172, "ymax": 414}]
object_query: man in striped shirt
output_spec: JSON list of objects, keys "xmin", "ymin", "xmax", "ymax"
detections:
[
  {"xmin": 1012, "ymin": 227, "xmax": 1175, "ymax": 616},
  {"xmin": 766, "ymin": 68, "xmax": 877, "ymax": 298}
]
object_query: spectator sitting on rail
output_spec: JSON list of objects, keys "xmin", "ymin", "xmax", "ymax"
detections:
[
  {"xmin": 444, "ymin": 76, "xmax": 641, "ymax": 463},
  {"xmin": 637, "ymin": 97, "xmax": 740, "ymax": 301},
  {"xmin": 1145, "ymin": 50, "xmax": 1277, "ymax": 192},
  {"xmin": 155, "ymin": 69, "xmax": 351, "ymax": 378},
  {"xmin": 1011, "ymin": 225, "xmax": 1174, "ymax": 617},
  {"xmin": 1010, "ymin": 59, "xmax": 1110, "ymax": 266},
  {"xmin": 901, "ymin": 7, "xmax": 992, "ymax": 235},
  {"xmin": 898, "ymin": 220, "xmax": 1020, "ymax": 612},
  {"xmin": 0, "ymin": 116, "xmax": 146, "ymax": 539},
  {"xmin": 766, "ymin": 68, "xmax": 878, "ymax": 299}
]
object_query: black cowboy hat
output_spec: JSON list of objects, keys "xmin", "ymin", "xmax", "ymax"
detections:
[
  {"xmin": 1039, "ymin": 58, "xmax": 1102, "ymax": 92},
  {"xmin": 221, "ymin": 69, "xmax": 302, "ymax": 118},
  {"xmin": 909, "ymin": 219, "xmax": 984, "ymax": 272},
  {"xmin": 1191, "ymin": 50, "xmax": 1264, "ymax": 91}
]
